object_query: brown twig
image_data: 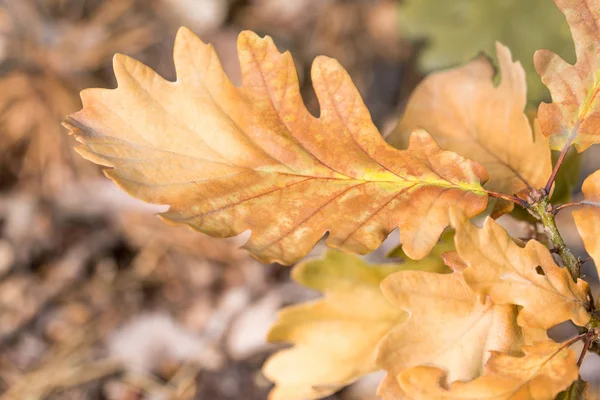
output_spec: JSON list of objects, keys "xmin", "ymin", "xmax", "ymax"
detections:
[
  {"xmin": 486, "ymin": 190, "xmax": 529, "ymax": 208},
  {"xmin": 529, "ymin": 196, "xmax": 581, "ymax": 280},
  {"xmin": 545, "ymin": 124, "xmax": 578, "ymax": 194},
  {"xmin": 581, "ymin": 257, "xmax": 593, "ymax": 265},
  {"xmin": 564, "ymin": 332, "xmax": 590, "ymax": 348},
  {"xmin": 577, "ymin": 335, "xmax": 593, "ymax": 367},
  {"xmin": 552, "ymin": 201, "xmax": 600, "ymax": 215}
]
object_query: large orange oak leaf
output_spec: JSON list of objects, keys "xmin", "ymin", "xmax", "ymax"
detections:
[
  {"xmin": 64, "ymin": 27, "xmax": 489, "ymax": 265},
  {"xmin": 450, "ymin": 209, "xmax": 590, "ymax": 330},
  {"xmin": 535, "ymin": 0, "xmax": 600, "ymax": 152},
  {"xmin": 573, "ymin": 170, "xmax": 600, "ymax": 279},
  {"xmin": 397, "ymin": 340, "xmax": 578, "ymax": 400},
  {"xmin": 388, "ymin": 43, "xmax": 551, "ymax": 214},
  {"xmin": 376, "ymin": 271, "xmax": 526, "ymax": 399}
]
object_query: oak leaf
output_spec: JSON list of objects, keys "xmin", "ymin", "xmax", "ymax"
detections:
[
  {"xmin": 64, "ymin": 27, "xmax": 489, "ymax": 265},
  {"xmin": 450, "ymin": 209, "xmax": 590, "ymax": 330},
  {"xmin": 388, "ymin": 43, "xmax": 551, "ymax": 215},
  {"xmin": 397, "ymin": 340, "xmax": 578, "ymax": 400},
  {"xmin": 535, "ymin": 0, "xmax": 600, "ymax": 152},
  {"xmin": 376, "ymin": 270, "xmax": 525, "ymax": 399},
  {"xmin": 262, "ymin": 251, "xmax": 428, "ymax": 400},
  {"xmin": 573, "ymin": 170, "xmax": 600, "ymax": 278}
]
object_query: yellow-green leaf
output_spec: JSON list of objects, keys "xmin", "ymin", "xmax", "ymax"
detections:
[{"xmin": 263, "ymin": 251, "xmax": 409, "ymax": 400}]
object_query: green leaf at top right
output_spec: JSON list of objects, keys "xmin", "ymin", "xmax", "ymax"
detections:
[{"xmin": 536, "ymin": 0, "xmax": 600, "ymax": 152}]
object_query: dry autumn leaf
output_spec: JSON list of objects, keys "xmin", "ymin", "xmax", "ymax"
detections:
[
  {"xmin": 388, "ymin": 42, "xmax": 551, "ymax": 214},
  {"xmin": 535, "ymin": 0, "xmax": 600, "ymax": 152},
  {"xmin": 376, "ymin": 270, "xmax": 525, "ymax": 399},
  {"xmin": 450, "ymin": 209, "xmax": 590, "ymax": 330},
  {"xmin": 64, "ymin": 27, "xmax": 489, "ymax": 265},
  {"xmin": 263, "ymin": 251, "xmax": 410, "ymax": 400},
  {"xmin": 573, "ymin": 170, "xmax": 600, "ymax": 279},
  {"xmin": 397, "ymin": 340, "xmax": 578, "ymax": 400}
]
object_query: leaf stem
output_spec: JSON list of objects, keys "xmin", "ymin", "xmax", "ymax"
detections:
[
  {"xmin": 486, "ymin": 190, "xmax": 528, "ymax": 208},
  {"xmin": 529, "ymin": 195, "xmax": 580, "ymax": 280},
  {"xmin": 546, "ymin": 145, "xmax": 570, "ymax": 194},
  {"xmin": 581, "ymin": 257, "xmax": 593, "ymax": 265},
  {"xmin": 577, "ymin": 335, "xmax": 592, "ymax": 367},
  {"xmin": 563, "ymin": 331, "xmax": 590, "ymax": 348},
  {"xmin": 552, "ymin": 201, "xmax": 600, "ymax": 215},
  {"xmin": 545, "ymin": 129, "xmax": 578, "ymax": 194}
]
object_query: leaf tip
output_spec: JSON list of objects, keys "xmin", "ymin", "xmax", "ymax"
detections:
[
  {"xmin": 175, "ymin": 25, "xmax": 197, "ymax": 42},
  {"xmin": 406, "ymin": 128, "xmax": 436, "ymax": 149},
  {"xmin": 312, "ymin": 55, "xmax": 347, "ymax": 82},
  {"xmin": 494, "ymin": 41, "xmax": 521, "ymax": 73},
  {"xmin": 237, "ymin": 30, "xmax": 277, "ymax": 54},
  {"xmin": 111, "ymin": 52, "xmax": 128, "ymax": 69},
  {"xmin": 173, "ymin": 26, "xmax": 208, "ymax": 53},
  {"xmin": 533, "ymin": 48, "xmax": 557, "ymax": 76},
  {"xmin": 111, "ymin": 53, "xmax": 142, "ymax": 85}
]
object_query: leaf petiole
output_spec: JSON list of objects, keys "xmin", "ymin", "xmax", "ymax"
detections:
[
  {"xmin": 545, "ymin": 126, "xmax": 579, "ymax": 194},
  {"xmin": 563, "ymin": 331, "xmax": 591, "ymax": 348},
  {"xmin": 577, "ymin": 334, "xmax": 592, "ymax": 367},
  {"xmin": 552, "ymin": 201, "xmax": 600, "ymax": 215},
  {"xmin": 546, "ymin": 143, "xmax": 572, "ymax": 193},
  {"xmin": 486, "ymin": 190, "xmax": 529, "ymax": 208}
]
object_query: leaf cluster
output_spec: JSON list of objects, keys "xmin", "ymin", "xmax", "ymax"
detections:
[{"xmin": 63, "ymin": 0, "xmax": 600, "ymax": 399}]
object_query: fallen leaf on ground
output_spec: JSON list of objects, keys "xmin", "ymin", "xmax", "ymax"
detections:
[
  {"xmin": 450, "ymin": 209, "xmax": 590, "ymax": 330},
  {"xmin": 64, "ymin": 28, "xmax": 489, "ymax": 265}
]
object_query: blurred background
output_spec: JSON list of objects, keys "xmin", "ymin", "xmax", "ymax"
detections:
[{"xmin": 0, "ymin": 0, "xmax": 598, "ymax": 399}]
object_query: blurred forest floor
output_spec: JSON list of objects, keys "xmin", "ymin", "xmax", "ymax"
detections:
[{"xmin": 0, "ymin": 0, "xmax": 600, "ymax": 399}]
